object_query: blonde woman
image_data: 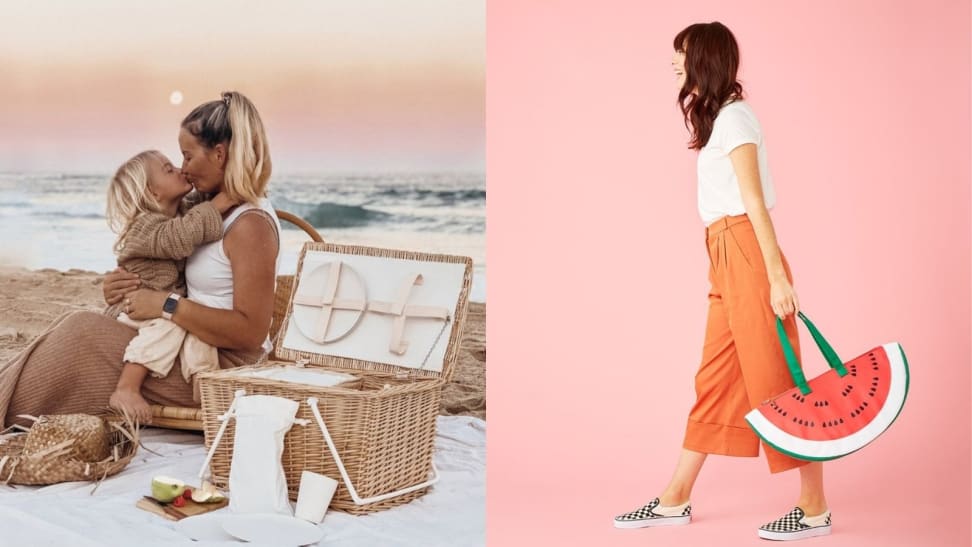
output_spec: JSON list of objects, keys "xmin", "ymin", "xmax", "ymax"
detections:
[{"xmin": 0, "ymin": 91, "xmax": 281, "ymax": 426}]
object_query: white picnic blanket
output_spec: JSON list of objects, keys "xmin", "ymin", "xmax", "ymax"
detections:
[{"xmin": 0, "ymin": 416, "xmax": 485, "ymax": 547}]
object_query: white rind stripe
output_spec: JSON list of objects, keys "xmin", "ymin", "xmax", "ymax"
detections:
[{"xmin": 745, "ymin": 342, "xmax": 908, "ymax": 460}]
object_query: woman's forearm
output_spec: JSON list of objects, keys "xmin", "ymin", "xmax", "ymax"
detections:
[
  {"xmin": 743, "ymin": 202, "xmax": 787, "ymax": 284},
  {"xmin": 170, "ymin": 298, "xmax": 269, "ymax": 351}
]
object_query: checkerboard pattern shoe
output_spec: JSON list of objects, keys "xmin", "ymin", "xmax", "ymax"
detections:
[
  {"xmin": 758, "ymin": 507, "xmax": 832, "ymax": 541},
  {"xmin": 613, "ymin": 498, "xmax": 692, "ymax": 529}
]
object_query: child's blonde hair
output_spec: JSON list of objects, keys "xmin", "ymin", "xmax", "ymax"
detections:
[{"xmin": 105, "ymin": 150, "xmax": 165, "ymax": 251}]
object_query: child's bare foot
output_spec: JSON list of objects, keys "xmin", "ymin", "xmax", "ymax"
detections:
[{"xmin": 109, "ymin": 388, "xmax": 152, "ymax": 424}]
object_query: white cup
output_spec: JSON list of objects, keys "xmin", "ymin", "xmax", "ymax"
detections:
[{"xmin": 295, "ymin": 470, "xmax": 339, "ymax": 523}]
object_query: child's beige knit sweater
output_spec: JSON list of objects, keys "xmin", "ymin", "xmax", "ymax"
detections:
[{"xmin": 105, "ymin": 199, "xmax": 222, "ymax": 317}]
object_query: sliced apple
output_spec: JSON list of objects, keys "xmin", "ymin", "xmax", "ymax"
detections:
[{"xmin": 190, "ymin": 480, "xmax": 226, "ymax": 503}]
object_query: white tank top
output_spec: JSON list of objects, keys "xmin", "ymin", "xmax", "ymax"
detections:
[{"xmin": 186, "ymin": 197, "xmax": 282, "ymax": 353}]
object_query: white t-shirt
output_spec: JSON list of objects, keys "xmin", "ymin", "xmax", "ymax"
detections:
[{"xmin": 696, "ymin": 100, "xmax": 775, "ymax": 225}]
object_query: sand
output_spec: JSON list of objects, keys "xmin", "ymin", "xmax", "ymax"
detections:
[{"xmin": 0, "ymin": 267, "xmax": 486, "ymax": 420}]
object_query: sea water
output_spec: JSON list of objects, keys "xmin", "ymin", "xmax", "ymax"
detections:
[{"xmin": 0, "ymin": 171, "xmax": 486, "ymax": 302}]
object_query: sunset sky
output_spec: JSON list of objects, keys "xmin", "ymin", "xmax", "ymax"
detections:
[{"xmin": 0, "ymin": 0, "xmax": 484, "ymax": 172}]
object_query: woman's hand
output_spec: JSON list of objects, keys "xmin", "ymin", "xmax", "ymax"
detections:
[
  {"xmin": 103, "ymin": 267, "xmax": 140, "ymax": 305},
  {"xmin": 769, "ymin": 277, "xmax": 799, "ymax": 320},
  {"xmin": 123, "ymin": 288, "xmax": 168, "ymax": 321}
]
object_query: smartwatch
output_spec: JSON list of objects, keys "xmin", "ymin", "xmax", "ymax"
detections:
[{"xmin": 161, "ymin": 293, "xmax": 182, "ymax": 320}]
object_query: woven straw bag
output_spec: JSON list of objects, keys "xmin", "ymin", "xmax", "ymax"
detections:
[
  {"xmin": 22, "ymin": 414, "xmax": 111, "ymax": 462},
  {"xmin": 0, "ymin": 413, "xmax": 139, "ymax": 488}
]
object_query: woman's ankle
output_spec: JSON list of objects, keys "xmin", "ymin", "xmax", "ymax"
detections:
[
  {"xmin": 796, "ymin": 498, "xmax": 828, "ymax": 515},
  {"xmin": 659, "ymin": 490, "xmax": 691, "ymax": 506}
]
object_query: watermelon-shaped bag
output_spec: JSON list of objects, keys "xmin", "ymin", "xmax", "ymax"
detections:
[{"xmin": 745, "ymin": 312, "xmax": 909, "ymax": 461}]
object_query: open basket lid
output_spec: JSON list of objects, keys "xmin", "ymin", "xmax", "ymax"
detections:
[{"xmin": 273, "ymin": 242, "xmax": 473, "ymax": 382}]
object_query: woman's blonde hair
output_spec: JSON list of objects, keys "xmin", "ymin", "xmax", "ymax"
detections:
[
  {"xmin": 181, "ymin": 91, "xmax": 271, "ymax": 204},
  {"xmin": 105, "ymin": 150, "xmax": 164, "ymax": 251}
]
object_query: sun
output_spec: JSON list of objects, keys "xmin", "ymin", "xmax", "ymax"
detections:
[{"xmin": 169, "ymin": 91, "xmax": 183, "ymax": 105}]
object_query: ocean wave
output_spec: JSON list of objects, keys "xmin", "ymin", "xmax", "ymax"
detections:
[
  {"xmin": 372, "ymin": 187, "xmax": 487, "ymax": 204},
  {"xmin": 37, "ymin": 211, "xmax": 105, "ymax": 220},
  {"xmin": 273, "ymin": 197, "xmax": 393, "ymax": 228},
  {"xmin": 416, "ymin": 218, "xmax": 486, "ymax": 234}
]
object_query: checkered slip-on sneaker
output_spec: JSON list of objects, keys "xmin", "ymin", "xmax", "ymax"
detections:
[
  {"xmin": 758, "ymin": 507, "xmax": 832, "ymax": 541},
  {"xmin": 613, "ymin": 498, "xmax": 692, "ymax": 529}
]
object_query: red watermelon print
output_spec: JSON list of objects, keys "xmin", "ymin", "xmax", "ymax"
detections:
[{"xmin": 745, "ymin": 313, "xmax": 910, "ymax": 461}]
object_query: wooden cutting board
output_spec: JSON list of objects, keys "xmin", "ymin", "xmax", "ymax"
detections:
[{"xmin": 136, "ymin": 491, "xmax": 229, "ymax": 521}]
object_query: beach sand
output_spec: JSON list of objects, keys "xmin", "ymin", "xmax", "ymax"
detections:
[{"xmin": 0, "ymin": 267, "xmax": 486, "ymax": 420}]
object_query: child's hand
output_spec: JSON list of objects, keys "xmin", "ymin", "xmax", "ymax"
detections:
[{"xmin": 211, "ymin": 192, "xmax": 240, "ymax": 213}]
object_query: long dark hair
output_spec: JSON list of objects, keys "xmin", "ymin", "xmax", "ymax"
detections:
[{"xmin": 674, "ymin": 22, "xmax": 745, "ymax": 150}]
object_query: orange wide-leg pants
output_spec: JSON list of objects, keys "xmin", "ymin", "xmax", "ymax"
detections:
[{"xmin": 683, "ymin": 213, "xmax": 809, "ymax": 474}]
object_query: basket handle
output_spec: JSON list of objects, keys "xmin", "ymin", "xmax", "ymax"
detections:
[
  {"xmin": 198, "ymin": 389, "xmax": 246, "ymax": 482},
  {"xmin": 776, "ymin": 311, "xmax": 847, "ymax": 396},
  {"xmin": 306, "ymin": 397, "xmax": 439, "ymax": 506}
]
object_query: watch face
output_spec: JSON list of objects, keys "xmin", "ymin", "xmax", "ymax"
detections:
[{"xmin": 163, "ymin": 297, "xmax": 179, "ymax": 314}]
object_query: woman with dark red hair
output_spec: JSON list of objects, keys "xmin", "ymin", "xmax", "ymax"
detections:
[{"xmin": 613, "ymin": 22, "xmax": 831, "ymax": 541}]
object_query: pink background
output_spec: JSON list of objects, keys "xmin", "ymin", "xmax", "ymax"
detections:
[{"xmin": 487, "ymin": 1, "xmax": 970, "ymax": 546}]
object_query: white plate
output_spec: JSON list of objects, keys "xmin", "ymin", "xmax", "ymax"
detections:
[
  {"xmin": 221, "ymin": 513, "xmax": 324, "ymax": 546},
  {"xmin": 173, "ymin": 513, "xmax": 237, "ymax": 542}
]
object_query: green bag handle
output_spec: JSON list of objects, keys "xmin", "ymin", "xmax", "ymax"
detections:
[{"xmin": 776, "ymin": 311, "xmax": 847, "ymax": 395}]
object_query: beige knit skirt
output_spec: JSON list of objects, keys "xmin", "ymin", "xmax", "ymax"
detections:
[{"xmin": 0, "ymin": 311, "xmax": 265, "ymax": 428}]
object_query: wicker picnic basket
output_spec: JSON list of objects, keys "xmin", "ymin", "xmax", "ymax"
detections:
[
  {"xmin": 198, "ymin": 242, "xmax": 472, "ymax": 514},
  {"xmin": 0, "ymin": 413, "xmax": 139, "ymax": 487}
]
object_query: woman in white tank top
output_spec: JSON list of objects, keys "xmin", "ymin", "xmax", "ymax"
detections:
[
  {"xmin": 102, "ymin": 91, "xmax": 282, "ymax": 417},
  {"xmin": 186, "ymin": 197, "xmax": 283, "ymax": 354},
  {"xmin": 613, "ymin": 23, "xmax": 833, "ymax": 542}
]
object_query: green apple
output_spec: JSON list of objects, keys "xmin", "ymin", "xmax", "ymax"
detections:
[{"xmin": 151, "ymin": 476, "xmax": 186, "ymax": 503}]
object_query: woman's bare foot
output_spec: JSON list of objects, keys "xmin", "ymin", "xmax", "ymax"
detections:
[{"xmin": 109, "ymin": 388, "xmax": 152, "ymax": 424}]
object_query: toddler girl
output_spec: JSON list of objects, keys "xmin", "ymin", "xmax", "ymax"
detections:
[{"xmin": 104, "ymin": 150, "xmax": 237, "ymax": 422}]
